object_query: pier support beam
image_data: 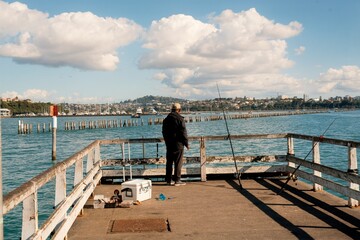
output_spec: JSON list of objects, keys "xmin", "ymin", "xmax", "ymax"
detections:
[
  {"xmin": 200, "ymin": 137, "xmax": 207, "ymax": 182},
  {"xmin": 313, "ymin": 140, "xmax": 323, "ymax": 191},
  {"xmin": 22, "ymin": 192, "xmax": 38, "ymax": 240},
  {"xmin": 287, "ymin": 136, "xmax": 295, "ymax": 169},
  {"xmin": 348, "ymin": 145, "xmax": 359, "ymax": 207}
]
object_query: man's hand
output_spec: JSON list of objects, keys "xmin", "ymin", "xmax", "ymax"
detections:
[{"xmin": 186, "ymin": 145, "xmax": 190, "ymax": 150}]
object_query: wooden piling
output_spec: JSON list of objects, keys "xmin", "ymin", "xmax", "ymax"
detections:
[{"xmin": 52, "ymin": 116, "xmax": 57, "ymax": 160}]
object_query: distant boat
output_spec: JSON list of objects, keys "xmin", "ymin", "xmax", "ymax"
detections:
[
  {"xmin": 151, "ymin": 108, "xmax": 159, "ymax": 115},
  {"xmin": 131, "ymin": 107, "xmax": 142, "ymax": 118},
  {"xmin": 131, "ymin": 113, "xmax": 140, "ymax": 118},
  {"xmin": 136, "ymin": 107, "xmax": 143, "ymax": 114}
]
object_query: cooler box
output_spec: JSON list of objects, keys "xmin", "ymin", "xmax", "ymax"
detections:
[
  {"xmin": 121, "ymin": 179, "xmax": 152, "ymax": 202},
  {"xmin": 93, "ymin": 195, "xmax": 108, "ymax": 209}
]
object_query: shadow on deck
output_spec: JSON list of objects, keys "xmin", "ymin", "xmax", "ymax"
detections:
[{"xmin": 68, "ymin": 179, "xmax": 360, "ymax": 240}]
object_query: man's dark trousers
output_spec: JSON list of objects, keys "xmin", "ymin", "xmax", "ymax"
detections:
[{"xmin": 165, "ymin": 148, "xmax": 184, "ymax": 183}]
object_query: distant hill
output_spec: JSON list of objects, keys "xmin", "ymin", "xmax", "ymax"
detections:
[{"xmin": 122, "ymin": 95, "xmax": 187, "ymax": 104}]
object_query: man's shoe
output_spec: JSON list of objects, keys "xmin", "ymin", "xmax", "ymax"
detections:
[
  {"xmin": 167, "ymin": 181, "xmax": 175, "ymax": 186},
  {"xmin": 174, "ymin": 181, "xmax": 186, "ymax": 186}
]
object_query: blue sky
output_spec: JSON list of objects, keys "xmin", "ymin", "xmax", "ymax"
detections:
[{"xmin": 0, "ymin": 0, "xmax": 359, "ymax": 103}]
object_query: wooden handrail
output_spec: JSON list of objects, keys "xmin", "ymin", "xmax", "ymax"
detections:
[{"xmin": 2, "ymin": 133, "xmax": 360, "ymax": 239}]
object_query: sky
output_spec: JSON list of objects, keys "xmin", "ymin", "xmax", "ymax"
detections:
[{"xmin": 0, "ymin": 0, "xmax": 359, "ymax": 103}]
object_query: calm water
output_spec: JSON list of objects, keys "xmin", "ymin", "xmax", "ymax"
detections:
[{"xmin": 1, "ymin": 110, "xmax": 360, "ymax": 238}]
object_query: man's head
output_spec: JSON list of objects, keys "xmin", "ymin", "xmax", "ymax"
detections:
[{"xmin": 171, "ymin": 103, "xmax": 181, "ymax": 112}]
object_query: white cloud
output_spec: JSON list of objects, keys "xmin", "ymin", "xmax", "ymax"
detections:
[
  {"xmin": 57, "ymin": 95, "xmax": 116, "ymax": 104},
  {"xmin": 0, "ymin": 91, "xmax": 19, "ymax": 99},
  {"xmin": 295, "ymin": 46, "xmax": 305, "ymax": 55},
  {"xmin": 316, "ymin": 65, "xmax": 360, "ymax": 94},
  {"xmin": 139, "ymin": 8, "xmax": 303, "ymax": 98},
  {"xmin": 1, "ymin": 89, "xmax": 116, "ymax": 103},
  {"xmin": 0, "ymin": 1, "xmax": 143, "ymax": 71},
  {"xmin": 1, "ymin": 89, "xmax": 50, "ymax": 101},
  {"xmin": 23, "ymin": 89, "xmax": 50, "ymax": 100}
]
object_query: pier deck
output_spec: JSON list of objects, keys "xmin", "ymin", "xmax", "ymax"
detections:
[{"xmin": 68, "ymin": 179, "xmax": 360, "ymax": 240}]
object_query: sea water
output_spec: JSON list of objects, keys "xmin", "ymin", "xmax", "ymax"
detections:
[{"xmin": 1, "ymin": 110, "xmax": 360, "ymax": 238}]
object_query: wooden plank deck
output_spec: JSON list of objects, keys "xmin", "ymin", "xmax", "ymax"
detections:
[{"xmin": 68, "ymin": 179, "xmax": 360, "ymax": 240}]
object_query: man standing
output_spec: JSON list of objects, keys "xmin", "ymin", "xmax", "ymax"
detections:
[{"xmin": 162, "ymin": 103, "xmax": 189, "ymax": 186}]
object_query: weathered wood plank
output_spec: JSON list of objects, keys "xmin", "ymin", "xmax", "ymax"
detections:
[
  {"xmin": 3, "ymin": 133, "xmax": 360, "ymax": 240},
  {"xmin": 288, "ymin": 166, "xmax": 360, "ymax": 201},
  {"xmin": 51, "ymin": 171, "xmax": 102, "ymax": 240},
  {"xmin": 98, "ymin": 134, "xmax": 288, "ymax": 146},
  {"xmin": 287, "ymin": 156, "xmax": 360, "ymax": 185},
  {"xmin": 22, "ymin": 193, "xmax": 38, "ymax": 240},
  {"xmin": 101, "ymin": 165, "xmax": 286, "ymax": 177},
  {"xmin": 3, "ymin": 141, "xmax": 100, "ymax": 214},
  {"xmin": 55, "ymin": 170, "xmax": 66, "ymax": 207},
  {"xmin": 202, "ymin": 133, "xmax": 287, "ymax": 141},
  {"xmin": 3, "ymin": 181, "xmax": 35, "ymax": 215},
  {"xmin": 33, "ymin": 163, "xmax": 101, "ymax": 239},
  {"xmin": 313, "ymin": 141, "xmax": 323, "ymax": 191},
  {"xmin": 101, "ymin": 155, "xmax": 287, "ymax": 167},
  {"xmin": 74, "ymin": 157, "xmax": 84, "ymax": 186},
  {"xmin": 288, "ymin": 133, "xmax": 360, "ymax": 147},
  {"xmin": 200, "ymin": 137, "xmax": 207, "ymax": 182},
  {"xmin": 348, "ymin": 146, "xmax": 359, "ymax": 207},
  {"xmin": 86, "ymin": 148, "xmax": 94, "ymax": 173}
]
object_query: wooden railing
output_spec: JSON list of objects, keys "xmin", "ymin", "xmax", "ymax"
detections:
[
  {"xmin": 2, "ymin": 133, "xmax": 360, "ymax": 239},
  {"xmin": 3, "ymin": 141, "xmax": 101, "ymax": 240},
  {"xmin": 286, "ymin": 133, "xmax": 360, "ymax": 207},
  {"xmin": 100, "ymin": 133, "xmax": 360, "ymax": 207},
  {"xmin": 100, "ymin": 134, "xmax": 289, "ymax": 180}
]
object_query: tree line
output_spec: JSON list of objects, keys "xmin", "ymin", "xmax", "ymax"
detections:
[
  {"xmin": 1, "ymin": 101, "xmax": 52, "ymax": 115},
  {"xmin": 1, "ymin": 97, "xmax": 360, "ymax": 116}
]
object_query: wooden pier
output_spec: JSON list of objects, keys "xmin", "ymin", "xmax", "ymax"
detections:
[
  {"xmin": 68, "ymin": 179, "xmax": 360, "ymax": 240},
  {"xmin": 2, "ymin": 133, "xmax": 360, "ymax": 239}
]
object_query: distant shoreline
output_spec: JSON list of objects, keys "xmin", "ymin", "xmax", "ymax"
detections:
[{"xmin": 6, "ymin": 108, "xmax": 358, "ymax": 119}]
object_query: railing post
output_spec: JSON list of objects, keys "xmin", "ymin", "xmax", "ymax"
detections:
[
  {"xmin": 95, "ymin": 143, "xmax": 100, "ymax": 164},
  {"xmin": 86, "ymin": 149, "xmax": 95, "ymax": 173},
  {"xmin": 54, "ymin": 170, "xmax": 67, "ymax": 237},
  {"xmin": 313, "ymin": 140, "xmax": 323, "ymax": 191},
  {"xmin": 200, "ymin": 137, "xmax": 207, "ymax": 182},
  {"xmin": 287, "ymin": 136, "xmax": 295, "ymax": 168},
  {"xmin": 74, "ymin": 158, "xmax": 84, "ymax": 186},
  {"xmin": 55, "ymin": 170, "xmax": 67, "ymax": 208},
  {"xmin": 121, "ymin": 142, "xmax": 125, "ymax": 161},
  {"xmin": 74, "ymin": 157, "xmax": 84, "ymax": 216},
  {"xmin": 348, "ymin": 145, "xmax": 358, "ymax": 207},
  {"xmin": 127, "ymin": 142, "xmax": 131, "ymax": 162},
  {"xmin": 22, "ymin": 192, "xmax": 38, "ymax": 240},
  {"xmin": 142, "ymin": 136, "xmax": 145, "ymax": 159}
]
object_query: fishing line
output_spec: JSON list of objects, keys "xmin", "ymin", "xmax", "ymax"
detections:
[
  {"xmin": 277, "ymin": 117, "xmax": 337, "ymax": 195},
  {"xmin": 216, "ymin": 84, "xmax": 243, "ymax": 189}
]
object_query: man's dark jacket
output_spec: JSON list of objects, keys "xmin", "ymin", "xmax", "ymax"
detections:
[{"xmin": 162, "ymin": 111, "xmax": 189, "ymax": 151}]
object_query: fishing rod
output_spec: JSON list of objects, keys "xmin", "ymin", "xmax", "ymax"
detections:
[
  {"xmin": 277, "ymin": 117, "xmax": 337, "ymax": 195},
  {"xmin": 216, "ymin": 84, "xmax": 243, "ymax": 189}
]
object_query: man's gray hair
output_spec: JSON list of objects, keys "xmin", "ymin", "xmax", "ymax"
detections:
[{"xmin": 171, "ymin": 103, "xmax": 181, "ymax": 110}]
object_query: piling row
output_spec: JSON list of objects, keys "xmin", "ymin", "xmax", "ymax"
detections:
[
  {"xmin": 18, "ymin": 122, "xmax": 32, "ymax": 134},
  {"xmin": 17, "ymin": 110, "xmax": 327, "ymax": 133},
  {"xmin": 18, "ymin": 121, "xmax": 52, "ymax": 134},
  {"xmin": 64, "ymin": 119, "xmax": 148, "ymax": 131},
  {"xmin": 201, "ymin": 110, "xmax": 327, "ymax": 122}
]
